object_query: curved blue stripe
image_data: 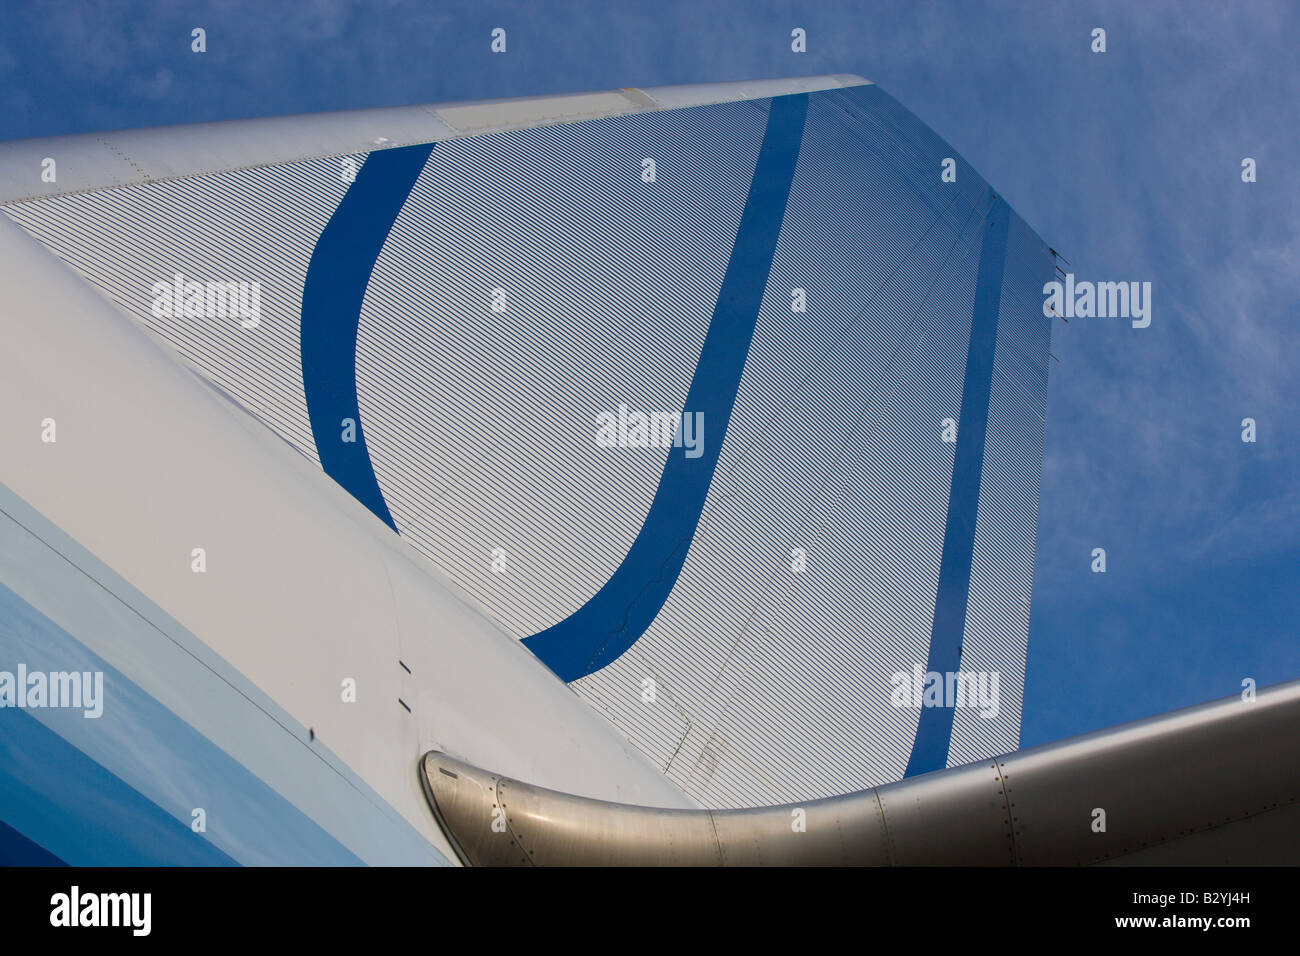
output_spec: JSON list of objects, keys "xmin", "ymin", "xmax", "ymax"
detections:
[
  {"xmin": 523, "ymin": 94, "xmax": 809, "ymax": 682},
  {"xmin": 904, "ymin": 193, "xmax": 1010, "ymax": 777},
  {"xmin": 301, "ymin": 145, "xmax": 434, "ymax": 531}
]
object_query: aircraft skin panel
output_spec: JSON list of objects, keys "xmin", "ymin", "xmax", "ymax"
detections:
[
  {"xmin": 0, "ymin": 474, "xmax": 457, "ymax": 866},
  {"xmin": 944, "ymin": 210, "xmax": 1053, "ymax": 767},
  {"xmin": 355, "ymin": 97, "xmax": 770, "ymax": 636},
  {"xmin": 0, "ymin": 560, "xmax": 368, "ymax": 866},
  {"xmin": 617, "ymin": 88, "xmax": 999, "ymax": 801},
  {"xmin": 0, "ymin": 76, "xmax": 870, "ymax": 204},
  {"xmin": 523, "ymin": 85, "xmax": 1052, "ymax": 803},
  {"xmin": 3, "ymin": 157, "xmax": 351, "ymax": 464},
  {"xmin": 0, "ymin": 208, "xmax": 693, "ymax": 865},
  {"xmin": 1, "ymin": 79, "xmax": 1054, "ymax": 812}
]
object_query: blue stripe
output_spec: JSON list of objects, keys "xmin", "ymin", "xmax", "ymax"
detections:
[
  {"xmin": 301, "ymin": 145, "xmax": 434, "ymax": 530},
  {"xmin": 0, "ymin": 580, "xmax": 365, "ymax": 866},
  {"xmin": 904, "ymin": 193, "xmax": 1010, "ymax": 777},
  {"xmin": 523, "ymin": 94, "xmax": 809, "ymax": 681},
  {"xmin": 1, "ymin": 481, "xmax": 447, "ymax": 866},
  {"xmin": 0, "ymin": 707, "xmax": 239, "ymax": 866}
]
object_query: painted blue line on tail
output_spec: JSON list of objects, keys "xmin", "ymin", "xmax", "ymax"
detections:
[
  {"xmin": 301, "ymin": 145, "xmax": 434, "ymax": 531},
  {"xmin": 905, "ymin": 193, "xmax": 1010, "ymax": 777},
  {"xmin": 523, "ymin": 94, "xmax": 809, "ymax": 682}
]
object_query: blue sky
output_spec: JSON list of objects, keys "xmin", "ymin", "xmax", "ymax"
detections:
[{"xmin": 2, "ymin": 0, "xmax": 1296, "ymax": 747}]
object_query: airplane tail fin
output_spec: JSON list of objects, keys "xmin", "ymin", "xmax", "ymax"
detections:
[{"xmin": 1, "ymin": 76, "xmax": 1053, "ymax": 807}]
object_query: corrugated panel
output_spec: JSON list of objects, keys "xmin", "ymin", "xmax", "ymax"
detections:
[
  {"xmin": 946, "ymin": 211, "xmax": 1053, "ymax": 767},
  {"xmin": 2, "ymin": 157, "xmax": 353, "ymax": 461},
  {"xmin": 1, "ymin": 82, "xmax": 1053, "ymax": 807},
  {"xmin": 356, "ymin": 99, "xmax": 768, "ymax": 638}
]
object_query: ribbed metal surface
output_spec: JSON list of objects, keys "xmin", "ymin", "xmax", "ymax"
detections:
[
  {"xmin": 421, "ymin": 678, "xmax": 1300, "ymax": 866},
  {"xmin": 566, "ymin": 86, "xmax": 1053, "ymax": 804},
  {"xmin": 947, "ymin": 210, "xmax": 1053, "ymax": 766},
  {"xmin": 1, "ymin": 81, "xmax": 1054, "ymax": 809},
  {"xmin": 356, "ymin": 98, "xmax": 767, "ymax": 640},
  {"xmin": 2, "ymin": 157, "xmax": 351, "ymax": 462}
]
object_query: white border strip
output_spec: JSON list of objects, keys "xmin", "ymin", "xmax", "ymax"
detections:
[{"xmin": 0, "ymin": 75, "xmax": 869, "ymax": 203}]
